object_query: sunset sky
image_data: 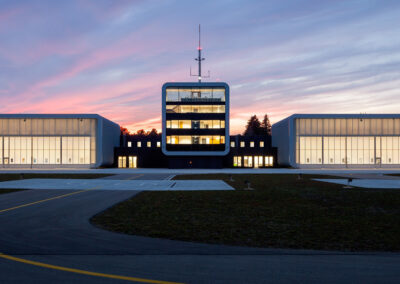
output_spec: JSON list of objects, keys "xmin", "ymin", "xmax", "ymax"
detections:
[{"xmin": 1, "ymin": 0, "xmax": 400, "ymax": 134}]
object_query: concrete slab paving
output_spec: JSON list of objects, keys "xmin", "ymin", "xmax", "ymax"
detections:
[
  {"xmin": 1, "ymin": 168, "xmax": 400, "ymax": 175},
  {"xmin": 314, "ymin": 178, "xmax": 400, "ymax": 189},
  {"xmin": 0, "ymin": 178, "xmax": 234, "ymax": 191}
]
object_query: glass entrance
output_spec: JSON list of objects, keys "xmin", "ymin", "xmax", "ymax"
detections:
[
  {"xmin": 118, "ymin": 156, "xmax": 126, "ymax": 168},
  {"xmin": 128, "ymin": 156, "xmax": 137, "ymax": 168},
  {"xmin": 254, "ymin": 156, "xmax": 259, "ymax": 168}
]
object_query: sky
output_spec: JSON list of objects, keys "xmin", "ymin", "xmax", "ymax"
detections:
[{"xmin": 0, "ymin": 0, "xmax": 400, "ymax": 134}]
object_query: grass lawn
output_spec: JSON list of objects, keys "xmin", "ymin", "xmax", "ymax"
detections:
[
  {"xmin": 91, "ymin": 174, "xmax": 400, "ymax": 251},
  {"xmin": 0, "ymin": 173, "xmax": 112, "ymax": 195},
  {"xmin": 0, "ymin": 188, "xmax": 25, "ymax": 195}
]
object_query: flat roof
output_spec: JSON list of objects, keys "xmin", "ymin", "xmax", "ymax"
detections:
[
  {"xmin": 162, "ymin": 82, "xmax": 229, "ymax": 90},
  {"xmin": 273, "ymin": 113, "xmax": 400, "ymax": 126},
  {"xmin": 0, "ymin": 114, "xmax": 119, "ymax": 126}
]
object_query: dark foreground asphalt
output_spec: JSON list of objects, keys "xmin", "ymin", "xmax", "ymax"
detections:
[{"xmin": 0, "ymin": 175, "xmax": 399, "ymax": 283}]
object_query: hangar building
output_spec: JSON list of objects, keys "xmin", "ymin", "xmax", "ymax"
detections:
[
  {"xmin": 272, "ymin": 114, "xmax": 400, "ymax": 168},
  {"xmin": 0, "ymin": 114, "xmax": 120, "ymax": 168}
]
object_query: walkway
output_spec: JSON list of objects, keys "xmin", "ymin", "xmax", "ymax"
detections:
[{"xmin": 0, "ymin": 179, "xmax": 233, "ymax": 191}]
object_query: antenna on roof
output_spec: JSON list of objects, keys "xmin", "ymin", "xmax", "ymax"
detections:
[{"xmin": 190, "ymin": 24, "xmax": 210, "ymax": 82}]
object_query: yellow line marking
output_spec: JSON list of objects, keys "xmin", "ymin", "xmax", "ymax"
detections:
[
  {"xmin": 0, "ymin": 252, "xmax": 183, "ymax": 284},
  {"xmin": 0, "ymin": 188, "xmax": 94, "ymax": 213},
  {"xmin": 0, "ymin": 184, "xmax": 183, "ymax": 283},
  {"xmin": 126, "ymin": 174, "xmax": 144, "ymax": 180}
]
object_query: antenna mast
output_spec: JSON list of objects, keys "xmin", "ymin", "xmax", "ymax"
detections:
[{"xmin": 190, "ymin": 24, "xmax": 210, "ymax": 82}]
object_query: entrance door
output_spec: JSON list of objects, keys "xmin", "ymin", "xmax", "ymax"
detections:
[
  {"xmin": 128, "ymin": 156, "xmax": 137, "ymax": 168},
  {"xmin": 118, "ymin": 156, "xmax": 126, "ymax": 168},
  {"xmin": 375, "ymin": 157, "xmax": 381, "ymax": 167}
]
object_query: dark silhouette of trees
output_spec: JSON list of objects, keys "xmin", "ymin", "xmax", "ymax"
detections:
[
  {"xmin": 135, "ymin": 129, "xmax": 146, "ymax": 137},
  {"xmin": 147, "ymin": 128, "xmax": 158, "ymax": 137},
  {"xmin": 243, "ymin": 115, "xmax": 262, "ymax": 136},
  {"xmin": 120, "ymin": 127, "xmax": 160, "ymax": 137},
  {"xmin": 260, "ymin": 114, "xmax": 272, "ymax": 136},
  {"xmin": 120, "ymin": 126, "xmax": 130, "ymax": 135},
  {"xmin": 243, "ymin": 114, "xmax": 272, "ymax": 136}
]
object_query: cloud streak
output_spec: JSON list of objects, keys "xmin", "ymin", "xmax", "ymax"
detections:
[{"xmin": 0, "ymin": 0, "xmax": 400, "ymax": 133}]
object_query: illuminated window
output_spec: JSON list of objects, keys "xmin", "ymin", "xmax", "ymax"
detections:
[
  {"xmin": 250, "ymin": 141, "xmax": 254, "ymax": 148},
  {"xmin": 166, "ymin": 120, "xmax": 225, "ymax": 129},
  {"xmin": 264, "ymin": 156, "xmax": 273, "ymax": 166},
  {"xmin": 157, "ymin": 141, "xmax": 161, "ymax": 147},
  {"xmin": 200, "ymin": 120, "xmax": 212, "ymax": 129},
  {"xmin": 254, "ymin": 156, "xmax": 263, "ymax": 168},
  {"xmin": 166, "ymin": 88, "xmax": 225, "ymax": 102},
  {"xmin": 243, "ymin": 156, "xmax": 253, "ymax": 167},
  {"xmin": 137, "ymin": 141, "xmax": 141, "ymax": 148},
  {"xmin": 260, "ymin": 141, "xmax": 264, "ymax": 147},
  {"xmin": 147, "ymin": 141, "xmax": 151, "ymax": 147},
  {"xmin": 166, "ymin": 136, "xmax": 225, "ymax": 145},
  {"xmin": 171, "ymin": 120, "xmax": 179, "ymax": 129},
  {"xmin": 128, "ymin": 156, "xmax": 137, "ymax": 168},
  {"xmin": 118, "ymin": 156, "xmax": 126, "ymax": 168},
  {"xmin": 240, "ymin": 141, "xmax": 245, "ymax": 148},
  {"xmin": 179, "ymin": 120, "xmax": 191, "ymax": 129},
  {"xmin": 127, "ymin": 141, "xmax": 132, "ymax": 147},
  {"xmin": 165, "ymin": 105, "xmax": 225, "ymax": 113},
  {"xmin": 212, "ymin": 120, "xmax": 220, "ymax": 128},
  {"xmin": 233, "ymin": 156, "xmax": 242, "ymax": 167},
  {"xmin": 231, "ymin": 141, "xmax": 235, "ymax": 147}
]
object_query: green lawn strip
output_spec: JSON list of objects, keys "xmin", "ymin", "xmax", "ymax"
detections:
[{"xmin": 91, "ymin": 174, "xmax": 400, "ymax": 251}]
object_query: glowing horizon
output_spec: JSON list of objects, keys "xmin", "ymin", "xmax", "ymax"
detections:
[{"xmin": 1, "ymin": 1, "xmax": 400, "ymax": 135}]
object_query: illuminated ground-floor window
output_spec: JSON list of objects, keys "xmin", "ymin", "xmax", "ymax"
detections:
[
  {"xmin": 233, "ymin": 156, "xmax": 274, "ymax": 168},
  {"xmin": 254, "ymin": 156, "xmax": 263, "ymax": 168},
  {"xmin": 118, "ymin": 156, "xmax": 137, "ymax": 168},
  {"xmin": 128, "ymin": 156, "xmax": 137, "ymax": 168},
  {"xmin": 296, "ymin": 136, "xmax": 400, "ymax": 165},
  {"xmin": 233, "ymin": 156, "xmax": 242, "ymax": 167},
  {"xmin": 0, "ymin": 136, "xmax": 94, "ymax": 166},
  {"xmin": 118, "ymin": 156, "xmax": 126, "ymax": 168},
  {"xmin": 265, "ymin": 156, "xmax": 273, "ymax": 166}
]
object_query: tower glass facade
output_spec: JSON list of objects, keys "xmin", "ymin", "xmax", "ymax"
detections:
[{"xmin": 162, "ymin": 82, "xmax": 229, "ymax": 156}]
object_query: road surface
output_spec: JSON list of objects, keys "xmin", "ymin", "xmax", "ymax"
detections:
[{"xmin": 0, "ymin": 174, "xmax": 399, "ymax": 283}]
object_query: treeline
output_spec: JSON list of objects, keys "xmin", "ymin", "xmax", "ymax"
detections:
[
  {"xmin": 120, "ymin": 127, "xmax": 159, "ymax": 137},
  {"xmin": 243, "ymin": 114, "xmax": 271, "ymax": 136}
]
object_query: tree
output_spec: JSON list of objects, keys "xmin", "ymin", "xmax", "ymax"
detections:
[
  {"xmin": 135, "ymin": 129, "xmax": 146, "ymax": 137},
  {"xmin": 147, "ymin": 128, "xmax": 159, "ymax": 137},
  {"xmin": 120, "ymin": 126, "xmax": 130, "ymax": 135},
  {"xmin": 260, "ymin": 114, "xmax": 272, "ymax": 136},
  {"xmin": 243, "ymin": 115, "xmax": 262, "ymax": 136}
]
